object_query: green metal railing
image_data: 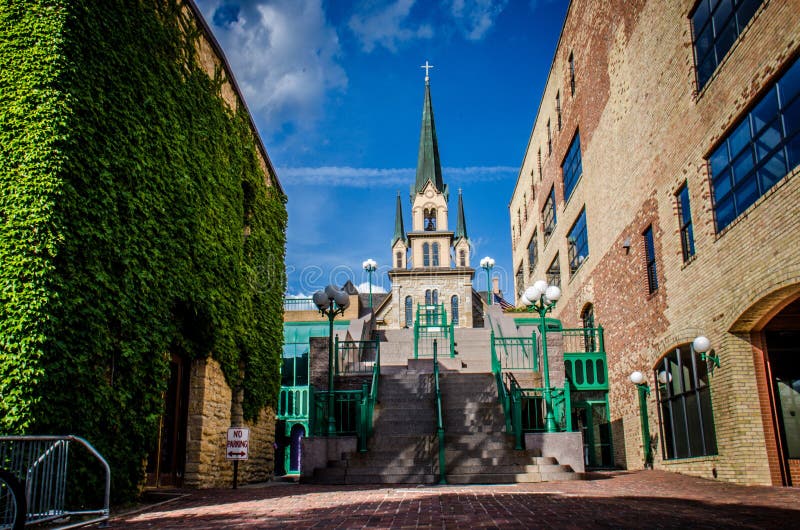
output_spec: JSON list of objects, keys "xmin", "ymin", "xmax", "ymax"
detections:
[
  {"xmin": 283, "ymin": 298, "xmax": 316, "ymax": 311},
  {"xmin": 310, "ymin": 342, "xmax": 380, "ymax": 452},
  {"xmin": 433, "ymin": 340, "xmax": 447, "ymax": 484},
  {"xmin": 335, "ymin": 338, "xmax": 380, "ymax": 375},
  {"xmin": 414, "ymin": 304, "xmax": 455, "ymax": 358},
  {"xmin": 278, "ymin": 386, "xmax": 310, "ymax": 420},
  {"xmin": 490, "ymin": 331, "xmax": 538, "ymax": 372},
  {"xmin": 562, "ymin": 327, "xmax": 608, "ymax": 391}
]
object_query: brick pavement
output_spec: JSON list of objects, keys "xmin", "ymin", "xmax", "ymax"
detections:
[{"xmin": 113, "ymin": 471, "xmax": 800, "ymax": 529}]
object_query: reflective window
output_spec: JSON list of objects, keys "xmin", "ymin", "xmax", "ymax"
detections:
[
  {"xmin": 644, "ymin": 225, "xmax": 658, "ymax": 293},
  {"xmin": 451, "ymin": 295, "xmax": 459, "ymax": 325},
  {"xmin": 543, "ymin": 187, "xmax": 557, "ymax": 246},
  {"xmin": 710, "ymin": 57, "xmax": 800, "ymax": 231},
  {"xmin": 655, "ymin": 345, "xmax": 718, "ymax": 459},
  {"xmin": 567, "ymin": 208, "xmax": 589, "ymax": 274},
  {"xmin": 569, "ymin": 51, "xmax": 576, "ymax": 96},
  {"xmin": 432, "ymin": 243, "xmax": 440, "ymax": 266},
  {"xmin": 527, "ymin": 230, "xmax": 538, "ymax": 275},
  {"xmin": 405, "ymin": 296, "xmax": 413, "ymax": 327},
  {"xmin": 423, "ymin": 243, "xmax": 430, "ymax": 266},
  {"xmin": 676, "ymin": 183, "xmax": 695, "ymax": 262},
  {"xmin": 562, "ymin": 132, "xmax": 583, "ymax": 201},
  {"xmin": 547, "ymin": 254, "xmax": 561, "ymax": 288},
  {"xmin": 692, "ymin": 0, "xmax": 763, "ymax": 89}
]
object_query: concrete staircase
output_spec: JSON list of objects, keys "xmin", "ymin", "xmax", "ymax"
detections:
[
  {"xmin": 310, "ymin": 370, "xmax": 437, "ymax": 484},
  {"xmin": 440, "ymin": 373, "xmax": 580, "ymax": 484},
  {"xmin": 453, "ymin": 328, "xmax": 492, "ymax": 372}
]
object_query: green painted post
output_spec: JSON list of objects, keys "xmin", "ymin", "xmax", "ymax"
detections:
[
  {"xmin": 565, "ymin": 383, "xmax": 572, "ymax": 432},
  {"xmin": 327, "ymin": 309, "xmax": 336, "ymax": 436},
  {"xmin": 513, "ymin": 390, "xmax": 523, "ymax": 450},
  {"xmin": 539, "ymin": 313, "xmax": 557, "ymax": 433},
  {"xmin": 414, "ymin": 324, "xmax": 419, "ymax": 359},
  {"xmin": 490, "ymin": 331, "xmax": 497, "ymax": 372},
  {"xmin": 637, "ymin": 384, "xmax": 652, "ymax": 467},
  {"xmin": 597, "ymin": 324, "xmax": 605, "ymax": 353},
  {"xmin": 359, "ymin": 382, "xmax": 369, "ymax": 452},
  {"xmin": 334, "ymin": 335, "xmax": 340, "ymax": 376}
]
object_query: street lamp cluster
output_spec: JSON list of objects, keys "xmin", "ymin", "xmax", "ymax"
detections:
[
  {"xmin": 362, "ymin": 259, "xmax": 377, "ymax": 308},
  {"xmin": 313, "ymin": 285, "xmax": 351, "ymax": 435},
  {"xmin": 522, "ymin": 279, "xmax": 561, "ymax": 433},
  {"xmin": 479, "ymin": 256, "xmax": 495, "ymax": 305}
]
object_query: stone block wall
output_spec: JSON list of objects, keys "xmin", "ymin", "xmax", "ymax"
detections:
[{"xmin": 184, "ymin": 358, "xmax": 275, "ymax": 488}]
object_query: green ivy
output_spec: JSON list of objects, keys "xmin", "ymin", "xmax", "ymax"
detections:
[{"xmin": 0, "ymin": 0, "xmax": 286, "ymax": 502}]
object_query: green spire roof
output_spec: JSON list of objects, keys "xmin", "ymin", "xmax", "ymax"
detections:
[
  {"xmin": 414, "ymin": 81, "xmax": 445, "ymax": 195},
  {"xmin": 454, "ymin": 188, "xmax": 468, "ymax": 242},
  {"xmin": 392, "ymin": 192, "xmax": 406, "ymax": 246}
]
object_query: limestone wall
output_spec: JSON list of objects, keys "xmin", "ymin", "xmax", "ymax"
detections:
[{"xmin": 184, "ymin": 358, "xmax": 275, "ymax": 488}]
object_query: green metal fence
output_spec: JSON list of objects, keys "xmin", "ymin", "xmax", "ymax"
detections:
[
  {"xmin": 432, "ymin": 340, "xmax": 446, "ymax": 484},
  {"xmin": 278, "ymin": 386, "xmax": 309, "ymax": 420},
  {"xmin": 562, "ymin": 327, "xmax": 607, "ymax": 390},
  {"xmin": 491, "ymin": 331, "xmax": 538, "ymax": 372},
  {"xmin": 562, "ymin": 326, "xmax": 604, "ymax": 354},
  {"xmin": 335, "ymin": 338, "xmax": 379, "ymax": 375},
  {"xmin": 413, "ymin": 304, "xmax": 455, "ymax": 358}
]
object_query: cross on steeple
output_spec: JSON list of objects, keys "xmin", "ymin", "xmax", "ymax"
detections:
[{"xmin": 421, "ymin": 61, "xmax": 434, "ymax": 85}]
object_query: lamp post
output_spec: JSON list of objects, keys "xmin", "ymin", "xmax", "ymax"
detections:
[
  {"xmin": 362, "ymin": 259, "xmax": 377, "ymax": 308},
  {"xmin": 313, "ymin": 285, "xmax": 351, "ymax": 435},
  {"xmin": 693, "ymin": 335, "xmax": 719, "ymax": 373},
  {"xmin": 521, "ymin": 279, "xmax": 561, "ymax": 433},
  {"xmin": 479, "ymin": 256, "xmax": 495, "ymax": 305},
  {"xmin": 629, "ymin": 371, "xmax": 652, "ymax": 468}
]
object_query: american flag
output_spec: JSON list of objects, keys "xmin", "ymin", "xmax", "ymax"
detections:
[{"xmin": 493, "ymin": 293, "xmax": 514, "ymax": 310}]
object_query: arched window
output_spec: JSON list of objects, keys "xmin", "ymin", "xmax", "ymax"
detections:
[
  {"xmin": 423, "ymin": 243, "xmax": 430, "ymax": 266},
  {"xmin": 581, "ymin": 304, "xmax": 595, "ymax": 351},
  {"xmin": 396, "ymin": 251, "xmax": 403, "ymax": 268},
  {"xmin": 405, "ymin": 296, "xmax": 413, "ymax": 327},
  {"xmin": 451, "ymin": 295, "xmax": 459, "ymax": 325},
  {"xmin": 425, "ymin": 289, "xmax": 432, "ymax": 305},
  {"xmin": 432, "ymin": 289, "xmax": 438, "ymax": 305},
  {"xmin": 655, "ymin": 344, "xmax": 717, "ymax": 460},
  {"xmin": 432, "ymin": 243, "xmax": 440, "ymax": 266},
  {"xmin": 424, "ymin": 208, "xmax": 437, "ymax": 231},
  {"xmin": 459, "ymin": 249, "xmax": 466, "ymax": 267}
]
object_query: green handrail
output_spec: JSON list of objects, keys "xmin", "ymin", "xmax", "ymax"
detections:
[
  {"xmin": 336, "ymin": 338, "xmax": 380, "ymax": 375},
  {"xmin": 433, "ymin": 340, "xmax": 446, "ymax": 485}
]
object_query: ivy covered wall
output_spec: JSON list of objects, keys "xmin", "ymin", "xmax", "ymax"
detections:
[{"xmin": 0, "ymin": 0, "xmax": 286, "ymax": 500}]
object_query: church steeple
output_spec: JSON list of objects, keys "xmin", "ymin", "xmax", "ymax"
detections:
[
  {"xmin": 414, "ymin": 63, "xmax": 445, "ymax": 196},
  {"xmin": 392, "ymin": 192, "xmax": 405, "ymax": 246},
  {"xmin": 454, "ymin": 189, "xmax": 468, "ymax": 242}
]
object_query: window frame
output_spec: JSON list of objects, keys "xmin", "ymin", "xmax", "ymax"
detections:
[
  {"xmin": 556, "ymin": 91, "xmax": 562, "ymax": 131},
  {"xmin": 546, "ymin": 253, "xmax": 561, "ymax": 288},
  {"xmin": 676, "ymin": 183, "xmax": 696, "ymax": 263},
  {"xmin": 655, "ymin": 344, "xmax": 718, "ymax": 460},
  {"xmin": 432, "ymin": 242, "xmax": 440, "ymax": 267},
  {"xmin": 569, "ymin": 51, "xmax": 575, "ymax": 96},
  {"xmin": 527, "ymin": 230, "xmax": 538, "ymax": 275},
  {"xmin": 561, "ymin": 131, "xmax": 583, "ymax": 202},
  {"xmin": 644, "ymin": 225, "xmax": 658, "ymax": 294},
  {"xmin": 422, "ymin": 242, "xmax": 430, "ymax": 267},
  {"xmin": 451, "ymin": 295, "xmax": 459, "ymax": 325},
  {"xmin": 542, "ymin": 187, "xmax": 557, "ymax": 246},
  {"xmin": 567, "ymin": 208, "xmax": 589, "ymax": 274},
  {"xmin": 404, "ymin": 296, "xmax": 413, "ymax": 327}
]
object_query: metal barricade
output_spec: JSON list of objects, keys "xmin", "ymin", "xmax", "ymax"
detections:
[{"xmin": 0, "ymin": 435, "xmax": 110, "ymax": 529}]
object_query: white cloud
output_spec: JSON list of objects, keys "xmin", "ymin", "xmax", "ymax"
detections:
[
  {"xmin": 278, "ymin": 165, "xmax": 517, "ymax": 187},
  {"xmin": 356, "ymin": 282, "xmax": 388, "ymax": 294},
  {"xmin": 449, "ymin": 0, "xmax": 508, "ymax": 41},
  {"xmin": 348, "ymin": 0, "xmax": 434, "ymax": 53},
  {"xmin": 195, "ymin": 0, "xmax": 347, "ymax": 140}
]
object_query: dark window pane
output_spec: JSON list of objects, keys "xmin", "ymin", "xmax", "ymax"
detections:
[
  {"xmin": 695, "ymin": 22, "xmax": 715, "ymax": 67},
  {"xmin": 709, "ymin": 144, "xmax": 730, "ymax": 175},
  {"xmin": 715, "ymin": 196, "xmax": 736, "ymax": 231},
  {"xmin": 713, "ymin": 169, "xmax": 732, "ymax": 200},
  {"xmin": 729, "ymin": 118, "xmax": 752, "ymax": 156},
  {"xmin": 752, "ymin": 89, "xmax": 779, "ymax": 134},
  {"xmin": 784, "ymin": 98, "xmax": 800, "ymax": 138},
  {"xmin": 736, "ymin": 174, "xmax": 760, "ymax": 212},
  {"xmin": 714, "ymin": 20, "xmax": 737, "ymax": 60},
  {"xmin": 712, "ymin": 0, "xmax": 733, "ymax": 28},
  {"xmin": 754, "ymin": 120, "xmax": 782, "ymax": 161},
  {"xmin": 788, "ymin": 133, "xmax": 800, "ymax": 169},
  {"xmin": 736, "ymin": 0, "xmax": 760, "ymax": 31},
  {"xmin": 691, "ymin": 0, "xmax": 710, "ymax": 40},
  {"xmin": 731, "ymin": 147, "xmax": 754, "ymax": 182},
  {"xmin": 779, "ymin": 54, "xmax": 800, "ymax": 104},
  {"xmin": 758, "ymin": 149, "xmax": 788, "ymax": 190}
]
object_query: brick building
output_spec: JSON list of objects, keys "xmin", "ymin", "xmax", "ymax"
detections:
[{"xmin": 509, "ymin": 0, "xmax": 800, "ymax": 485}]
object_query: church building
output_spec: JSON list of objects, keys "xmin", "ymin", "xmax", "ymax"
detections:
[{"xmin": 375, "ymin": 67, "xmax": 476, "ymax": 330}]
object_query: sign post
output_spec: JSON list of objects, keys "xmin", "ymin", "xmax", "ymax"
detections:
[{"xmin": 226, "ymin": 427, "xmax": 249, "ymax": 489}]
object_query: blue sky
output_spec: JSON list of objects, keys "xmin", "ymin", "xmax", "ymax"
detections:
[{"xmin": 195, "ymin": 0, "xmax": 569, "ymax": 297}]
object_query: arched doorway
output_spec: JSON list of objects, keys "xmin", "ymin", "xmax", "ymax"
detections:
[
  {"xmin": 763, "ymin": 297, "xmax": 800, "ymax": 486},
  {"xmin": 288, "ymin": 424, "xmax": 306, "ymax": 474}
]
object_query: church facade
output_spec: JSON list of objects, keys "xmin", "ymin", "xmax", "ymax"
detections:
[{"xmin": 375, "ymin": 72, "xmax": 476, "ymax": 330}]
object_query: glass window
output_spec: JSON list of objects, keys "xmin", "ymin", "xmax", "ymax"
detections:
[
  {"xmin": 423, "ymin": 242, "xmax": 430, "ymax": 266},
  {"xmin": 451, "ymin": 295, "xmax": 459, "ymax": 325},
  {"xmin": 432, "ymin": 289, "xmax": 438, "ymax": 306},
  {"xmin": 396, "ymin": 251, "xmax": 403, "ymax": 268},
  {"xmin": 547, "ymin": 119, "xmax": 552, "ymax": 155},
  {"xmin": 691, "ymin": 0, "xmax": 764, "ymax": 89},
  {"xmin": 543, "ymin": 187, "xmax": 557, "ymax": 246},
  {"xmin": 459, "ymin": 249, "xmax": 466, "ymax": 267},
  {"xmin": 515, "ymin": 266, "xmax": 524, "ymax": 299},
  {"xmin": 424, "ymin": 208, "xmax": 437, "ymax": 231},
  {"xmin": 710, "ymin": 57, "xmax": 799, "ymax": 232},
  {"xmin": 562, "ymin": 132, "xmax": 583, "ymax": 201},
  {"xmin": 538, "ymin": 148, "xmax": 543, "ymax": 180},
  {"xmin": 569, "ymin": 51, "xmax": 575, "ymax": 96},
  {"xmin": 644, "ymin": 225, "xmax": 658, "ymax": 293},
  {"xmin": 432, "ymin": 242, "xmax": 440, "ymax": 266},
  {"xmin": 556, "ymin": 91, "xmax": 562, "ymax": 131},
  {"xmin": 567, "ymin": 208, "xmax": 589, "ymax": 274},
  {"xmin": 405, "ymin": 296, "xmax": 413, "ymax": 327},
  {"xmin": 655, "ymin": 344, "xmax": 718, "ymax": 459},
  {"xmin": 527, "ymin": 230, "xmax": 538, "ymax": 275},
  {"xmin": 676, "ymin": 184, "xmax": 695, "ymax": 262},
  {"xmin": 581, "ymin": 304, "xmax": 596, "ymax": 352},
  {"xmin": 547, "ymin": 254, "xmax": 561, "ymax": 288}
]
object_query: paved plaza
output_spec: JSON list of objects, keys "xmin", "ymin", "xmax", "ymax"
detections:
[{"xmin": 113, "ymin": 471, "xmax": 800, "ymax": 529}]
